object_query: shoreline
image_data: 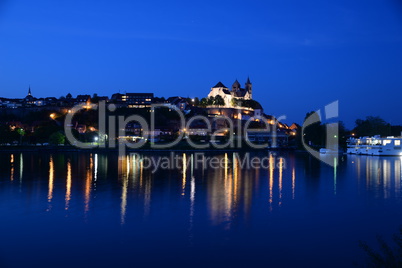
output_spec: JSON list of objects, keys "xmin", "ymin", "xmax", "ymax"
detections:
[{"xmin": 0, "ymin": 145, "xmax": 298, "ymax": 153}]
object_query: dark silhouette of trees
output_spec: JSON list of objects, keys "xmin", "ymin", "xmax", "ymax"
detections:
[
  {"xmin": 200, "ymin": 96, "xmax": 225, "ymax": 106},
  {"xmin": 353, "ymin": 116, "xmax": 391, "ymax": 137},
  {"xmin": 231, "ymin": 98, "xmax": 261, "ymax": 109},
  {"xmin": 214, "ymin": 95, "xmax": 225, "ymax": 106},
  {"xmin": 303, "ymin": 111, "xmax": 325, "ymax": 147},
  {"xmin": 199, "ymin": 98, "xmax": 208, "ymax": 107},
  {"xmin": 49, "ymin": 131, "xmax": 66, "ymax": 145},
  {"xmin": 0, "ymin": 124, "xmax": 19, "ymax": 144},
  {"xmin": 302, "ymin": 111, "xmax": 348, "ymax": 148}
]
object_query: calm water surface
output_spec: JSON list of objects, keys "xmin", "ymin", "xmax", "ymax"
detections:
[{"xmin": 1, "ymin": 151, "xmax": 402, "ymax": 267}]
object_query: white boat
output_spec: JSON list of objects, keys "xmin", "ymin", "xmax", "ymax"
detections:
[{"xmin": 347, "ymin": 135, "xmax": 402, "ymax": 156}]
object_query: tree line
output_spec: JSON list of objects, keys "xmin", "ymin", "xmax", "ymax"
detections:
[{"xmin": 302, "ymin": 114, "xmax": 402, "ymax": 149}]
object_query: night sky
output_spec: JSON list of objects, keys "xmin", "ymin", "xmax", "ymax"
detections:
[{"xmin": 0, "ymin": 0, "xmax": 401, "ymax": 128}]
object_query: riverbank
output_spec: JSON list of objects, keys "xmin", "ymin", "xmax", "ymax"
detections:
[{"xmin": 0, "ymin": 144, "xmax": 297, "ymax": 153}]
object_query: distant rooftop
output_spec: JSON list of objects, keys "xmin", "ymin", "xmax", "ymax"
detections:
[
  {"xmin": 125, "ymin": 93, "xmax": 154, "ymax": 96},
  {"xmin": 212, "ymin": 82, "xmax": 227, "ymax": 88}
]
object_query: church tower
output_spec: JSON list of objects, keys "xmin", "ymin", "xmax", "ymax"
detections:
[
  {"xmin": 24, "ymin": 85, "xmax": 34, "ymax": 103},
  {"xmin": 232, "ymin": 79, "xmax": 241, "ymax": 92},
  {"xmin": 245, "ymin": 77, "xmax": 252, "ymax": 99}
]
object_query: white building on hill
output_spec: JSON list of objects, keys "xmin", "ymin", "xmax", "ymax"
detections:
[{"xmin": 207, "ymin": 77, "xmax": 252, "ymax": 107}]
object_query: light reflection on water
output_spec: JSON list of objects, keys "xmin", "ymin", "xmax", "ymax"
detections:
[
  {"xmin": 65, "ymin": 160, "xmax": 71, "ymax": 211},
  {"xmin": 347, "ymin": 154, "xmax": 402, "ymax": 199},
  {"xmin": 47, "ymin": 156, "xmax": 54, "ymax": 208},
  {"xmin": 1, "ymin": 152, "xmax": 402, "ymax": 267},
  {"xmin": 3, "ymin": 152, "xmax": 402, "ymax": 217}
]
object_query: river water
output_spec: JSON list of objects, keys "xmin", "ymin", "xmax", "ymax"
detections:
[{"xmin": 0, "ymin": 151, "xmax": 402, "ymax": 267}]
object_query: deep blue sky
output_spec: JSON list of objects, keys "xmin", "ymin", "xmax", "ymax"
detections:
[{"xmin": 1, "ymin": 0, "xmax": 402, "ymax": 128}]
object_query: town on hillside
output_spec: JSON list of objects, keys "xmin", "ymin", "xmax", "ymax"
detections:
[{"xmin": 0, "ymin": 78, "xmax": 299, "ymax": 148}]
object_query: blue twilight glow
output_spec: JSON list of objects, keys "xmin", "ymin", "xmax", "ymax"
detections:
[{"xmin": 0, "ymin": 0, "xmax": 401, "ymax": 127}]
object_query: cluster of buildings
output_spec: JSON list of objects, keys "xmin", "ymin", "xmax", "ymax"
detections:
[
  {"xmin": 0, "ymin": 78, "xmax": 299, "ymax": 147},
  {"xmin": 1, "ymin": 77, "xmax": 253, "ymax": 111},
  {"xmin": 0, "ymin": 86, "xmax": 155, "ymax": 109}
]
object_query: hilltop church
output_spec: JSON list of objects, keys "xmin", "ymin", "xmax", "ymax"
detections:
[{"xmin": 207, "ymin": 77, "xmax": 252, "ymax": 107}]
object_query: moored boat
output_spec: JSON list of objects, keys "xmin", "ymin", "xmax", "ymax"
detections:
[{"xmin": 347, "ymin": 135, "xmax": 402, "ymax": 156}]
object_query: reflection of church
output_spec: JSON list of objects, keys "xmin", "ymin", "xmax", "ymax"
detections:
[{"xmin": 208, "ymin": 77, "xmax": 253, "ymax": 107}]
